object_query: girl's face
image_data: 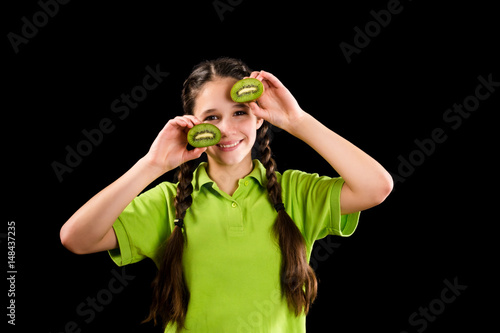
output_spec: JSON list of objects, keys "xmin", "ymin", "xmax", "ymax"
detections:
[{"xmin": 193, "ymin": 77, "xmax": 264, "ymax": 168}]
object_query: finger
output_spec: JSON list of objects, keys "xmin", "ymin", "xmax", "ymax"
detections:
[
  {"xmin": 183, "ymin": 115, "xmax": 203, "ymax": 127},
  {"xmin": 158, "ymin": 119, "xmax": 174, "ymax": 133},
  {"xmin": 249, "ymin": 71, "xmax": 261, "ymax": 79},
  {"xmin": 172, "ymin": 116, "xmax": 199, "ymax": 130},
  {"xmin": 248, "ymin": 101, "xmax": 266, "ymax": 120},
  {"xmin": 257, "ymin": 71, "xmax": 284, "ymax": 89},
  {"xmin": 172, "ymin": 116, "xmax": 190, "ymax": 127}
]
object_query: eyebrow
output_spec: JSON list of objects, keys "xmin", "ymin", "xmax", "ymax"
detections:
[
  {"xmin": 233, "ymin": 103, "xmax": 250, "ymax": 109},
  {"xmin": 199, "ymin": 103, "xmax": 249, "ymax": 116},
  {"xmin": 199, "ymin": 108, "xmax": 216, "ymax": 117}
]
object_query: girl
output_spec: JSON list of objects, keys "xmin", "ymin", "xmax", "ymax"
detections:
[{"xmin": 60, "ymin": 57, "xmax": 393, "ymax": 332}]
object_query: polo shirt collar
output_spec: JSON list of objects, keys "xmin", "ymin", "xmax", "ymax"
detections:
[
  {"xmin": 192, "ymin": 159, "xmax": 267, "ymax": 192},
  {"xmin": 248, "ymin": 159, "xmax": 268, "ymax": 187}
]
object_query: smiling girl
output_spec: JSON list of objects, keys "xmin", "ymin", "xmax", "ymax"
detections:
[{"xmin": 60, "ymin": 57, "xmax": 393, "ymax": 332}]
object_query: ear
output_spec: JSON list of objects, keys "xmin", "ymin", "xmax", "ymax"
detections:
[
  {"xmin": 256, "ymin": 116, "xmax": 264, "ymax": 130},
  {"xmin": 253, "ymin": 101, "xmax": 264, "ymax": 129}
]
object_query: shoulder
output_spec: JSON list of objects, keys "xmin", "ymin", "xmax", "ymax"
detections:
[
  {"xmin": 156, "ymin": 180, "xmax": 178, "ymax": 193},
  {"xmin": 137, "ymin": 181, "xmax": 178, "ymax": 203},
  {"xmin": 279, "ymin": 168, "xmax": 345, "ymax": 200},
  {"xmin": 279, "ymin": 168, "xmax": 336, "ymax": 186}
]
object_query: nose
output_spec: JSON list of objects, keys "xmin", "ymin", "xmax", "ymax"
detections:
[{"xmin": 216, "ymin": 117, "xmax": 237, "ymax": 138}]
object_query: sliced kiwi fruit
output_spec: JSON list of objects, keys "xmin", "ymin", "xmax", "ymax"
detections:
[
  {"xmin": 187, "ymin": 123, "xmax": 221, "ymax": 148},
  {"xmin": 230, "ymin": 78, "xmax": 264, "ymax": 103}
]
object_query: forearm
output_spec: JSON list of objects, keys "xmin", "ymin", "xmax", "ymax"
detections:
[
  {"xmin": 60, "ymin": 157, "xmax": 164, "ymax": 253},
  {"xmin": 287, "ymin": 112, "xmax": 393, "ymax": 204},
  {"xmin": 247, "ymin": 70, "xmax": 392, "ymax": 211}
]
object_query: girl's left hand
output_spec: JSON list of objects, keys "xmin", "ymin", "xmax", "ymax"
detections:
[{"xmin": 246, "ymin": 71, "xmax": 306, "ymax": 132}]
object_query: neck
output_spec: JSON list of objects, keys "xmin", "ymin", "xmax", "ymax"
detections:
[{"xmin": 206, "ymin": 157, "xmax": 254, "ymax": 196}]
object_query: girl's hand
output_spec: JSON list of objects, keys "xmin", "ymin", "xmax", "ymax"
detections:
[
  {"xmin": 246, "ymin": 71, "xmax": 307, "ymax": 132},
  {"xmin": 143, "ymin": 115, "xmax": 207, "ymax": 175}
]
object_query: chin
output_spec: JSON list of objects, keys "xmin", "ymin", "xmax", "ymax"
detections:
[{"xmin": 207, "ymin": 148, "xmax": 252, "ymax": 167}]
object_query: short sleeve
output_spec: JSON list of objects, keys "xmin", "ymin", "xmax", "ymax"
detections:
[
  {"xmin": 279, "ymin": 170, "xmax": 360, "ymax": 247},
  {"xmin": 108, "ymin": 182, "xmax": 176, "ymax": 267}
]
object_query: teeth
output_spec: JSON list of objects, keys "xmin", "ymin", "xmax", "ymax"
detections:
[{"xmin": 218, "ymin": 141, "xmax": 240, "ymax": 148}]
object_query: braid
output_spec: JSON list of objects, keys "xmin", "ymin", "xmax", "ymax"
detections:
[
  {"xmin": 174, "ymin": 160, "xmax": 196, "ymax": 221},
  {"xmin": 258, "ymin": 122, "xmax": 318, "ymax": 315},
  {"xmin": 145, "ymin": 57, "xmax": 254, "ymax": 330},
  {"xmin": 145, "ymin": 57, "xmax": 319, "ymax": 329},
  {"xmin": 258, "ymin": 122, "xmax": 281, "ymax": 203},
  {"xmin": 144, "ymin": 160, "xmax": 196, "ymax": 332}
]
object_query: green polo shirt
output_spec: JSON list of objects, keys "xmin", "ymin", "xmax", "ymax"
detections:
[{"xmin": 109, "ymin": 160, "xmax": 360, "ymax": 332}]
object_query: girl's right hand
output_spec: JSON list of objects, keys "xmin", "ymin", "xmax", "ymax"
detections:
[{"xmin": 143, "ymin": 115, "xmax": 207, "ymax": 175}]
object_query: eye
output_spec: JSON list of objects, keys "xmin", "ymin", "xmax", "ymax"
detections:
[
  {"xmin": 234, "ymin": 111, "xmax": 247, "ymax": 116},
  {"xmin": 204, "ymin": 115, "xmax": 218, "ymax": 121}
]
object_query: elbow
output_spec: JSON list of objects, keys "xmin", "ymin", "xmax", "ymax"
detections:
[
  {"xmin": 343, "ymin": 172, "xmax": 394, "ymax": 214},
  {"xmin": 372, "ymin": 171, "xmax": 394, "ymax": 205},
  {"xmin": 60, "ymin": 223, "xmax": 86, "ymax": 255},
  {"xmin": 361, "ymin": 171, "xmax": 394, "ymax": 209}
]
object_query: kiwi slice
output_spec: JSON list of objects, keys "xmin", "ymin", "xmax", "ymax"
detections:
[
  {"xmin": 230, "ymin": 78, "xmax": 264, "ymax": 103},
  {"xmin": 187, "ymin": 123, "xmax": 221, "ymax": 148}
]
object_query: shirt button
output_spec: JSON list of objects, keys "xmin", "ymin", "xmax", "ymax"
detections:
[
  {"xmin": 232, "ymin": 202, "xmax": 237, "ymax": 208},
  {"xmin": 244, "ymin": 180, "xmax": 249, "ymax": 186}
]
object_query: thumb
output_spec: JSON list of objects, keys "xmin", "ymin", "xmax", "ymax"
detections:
[
  {"xmin": 184, "ymin": 147, "xmax": 207, "ymax": 163},
  {"xmin": 249, "ymin": 101, "xmax": 272, "ymax": 125},
  {"xmin": 248, "ymin": 101, "xmax": 265, "ymax": 119}
]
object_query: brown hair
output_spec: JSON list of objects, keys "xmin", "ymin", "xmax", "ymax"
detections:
[{"xmin": 144, "ymin": 57, "xmax": 317, "ymax": 331}]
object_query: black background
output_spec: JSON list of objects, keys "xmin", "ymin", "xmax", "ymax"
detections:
[{"xmin": 4, "ymin": 0, "xmax": 498, "ymax": 332}]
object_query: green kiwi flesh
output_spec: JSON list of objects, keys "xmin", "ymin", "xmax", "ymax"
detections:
[
  {"xmin": 230, "ymin": 78, "xmax": 264, "ymax": 103},
  {"xmin": 187, "ymin": 123, "xmax": 221, "ymax": 148}
]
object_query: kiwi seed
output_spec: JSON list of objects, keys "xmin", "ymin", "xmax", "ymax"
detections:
[
  {"xmin": 230, "ymin": 78, "xmax": 264, "ymax": 103},
  {"xmin": 187, "ymin": 123, "xmax": 221, "ymax": 148}
]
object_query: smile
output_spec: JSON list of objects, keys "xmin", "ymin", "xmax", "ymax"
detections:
[
  {"xmin": 216, "ymin": 140, "xmax": 243, "ymax": 150},
  {"xmin": 218, "ymin": 142, "xmax": 239, "ymax": 148}
]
